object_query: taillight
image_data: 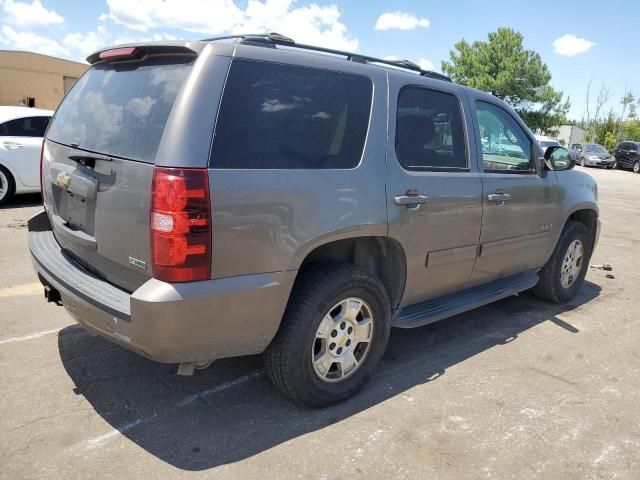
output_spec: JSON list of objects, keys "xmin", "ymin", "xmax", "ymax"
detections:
[
  {"xmin": 99, "ymin": 47, "xmax": 138, "ymax": 61},
  {"xmin": 150, "ymin": 167, "xmax": 211, "ymax": 282}
]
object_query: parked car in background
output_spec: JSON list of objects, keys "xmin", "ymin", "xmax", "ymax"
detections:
[
  {"xmin": 535, "ymin": 135, "xmax": 561, "ymax": 152},
  {"xmin": 613, "ymin": 141, "xmax": 640, "ymax": 173},
  {"xmin": 0, "ymin": 106, "xmax": 53, "ymax": 204},
  {"xmin": 28, "ymin": 35, "xmax": 600, "ymax": 407},
  {"xmin": 571, "ymin": 143, "xmax": 615, "ymax": 169}
]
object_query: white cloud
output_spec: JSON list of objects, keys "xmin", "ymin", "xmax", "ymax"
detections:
[
  {"xmin": 553, "ymin": 34, "xmax": 595, "ymax": 56},
  {"xmin": 375, "ymin": 11, "xmax": 429, "ymax": 31},
  {"xmin": 63, "ymin": 26, "xmax": 110, "ymax": 59},
  {"xmin": 1, "ymin": 25, "xmax": 68, "ymax": 56},
  {"xmin": 102, "ymin": 0, "xmax": 357, "ymax": 50},
  {"xmin": 1, "ymin": 0, "xmax": 63, "ymax": 27},
  {"xmin": 101, "ymin": 0, "xmax": 243, "ymax": 33},
  {"xmin": 417, "ymin": 58, "xmax": 433, "ymax": 70}
]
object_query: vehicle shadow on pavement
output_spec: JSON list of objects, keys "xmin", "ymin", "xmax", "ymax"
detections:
[
  {"xmin": 58, "ymin": 280, "xmax": 601, "ymax": 470},
  {"xmin": 0, "ymin": 193, "xmax": 41, "ymax": 209}
]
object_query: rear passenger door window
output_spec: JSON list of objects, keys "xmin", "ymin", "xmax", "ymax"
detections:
[
  {"xmin": 476, "ymin": 101, "xmax": 533, "ymax": 173},
  {"xmin": 395, "ymin": 87, "xmax": 467, "ymax": 170},
  {"xmin": 0, "ymin": 116, "xmax": 50, "ymax": 137},
  {"xmin": 211, "ymin": 59, "xmax": 373, "ymax": 169}
]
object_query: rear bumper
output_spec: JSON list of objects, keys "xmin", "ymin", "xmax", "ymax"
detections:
[{"xmin": 28, "ymin": 210, "xmax": 296, "ymax": 364}]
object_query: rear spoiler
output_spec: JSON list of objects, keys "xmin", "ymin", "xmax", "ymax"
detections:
[{"xmin": 87, "ymin": 43, "xmax": 199, "ymax": 65}]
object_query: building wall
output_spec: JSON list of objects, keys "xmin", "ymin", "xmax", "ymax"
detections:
[
  {"xmin": 556, "ymin": 125, "xmax": 587, "ymax": 147},
  {"xmin": 0, "ymin": 51, "xmax": 87, "ymax": 110}
]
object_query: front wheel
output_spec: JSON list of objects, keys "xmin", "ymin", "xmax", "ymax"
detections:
[
  {"xmin": 580, "ymin": 156, "xmax": 586, "ymax": 167},
  {"xmin": 634, "ymin": 160, "xmax": 640, "ymax": 173},
  {"xmin": 532, "ymin": 221, "xmax": 592, "ymax": 303},
  {"xmin": 264, "ymin": 263, "xmax": 391, "ymax": 407}
]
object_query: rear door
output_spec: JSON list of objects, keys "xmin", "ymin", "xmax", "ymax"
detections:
[
  {"xmin": 0, "ymin": 116, "xmax": 50, "ymax": 187},
  {"xmin": 618, "ymin": 142, "xmax": 631, "ymax": 167},
  {"xmin": 467, "ymin": 95, "xmax": 558, "ymax": 285},
  {"xmin": 42, "ymin": 52, "xmax": 197, "ymax": 292},
  {"xmin": 386, "ymin": 79, "xmax": 483, "ymax": 305}
]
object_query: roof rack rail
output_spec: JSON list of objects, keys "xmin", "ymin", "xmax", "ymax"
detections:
[{"xmin": 200, "ymin": 32, "xmax": 452, "ymax": 82}]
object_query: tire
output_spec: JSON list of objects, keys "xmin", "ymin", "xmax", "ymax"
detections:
[
  {"xmin": 264, "ymin": 263, "xmax": 391, "ymax": 407},
  {"xmin": 0, "ymin": 166, "xmax": 15, "ymax": 206},
  {"xmin": 580, "ymin": 156, "xmax": 586, "ymax": 167},
  {"xmin": 532, "ymin": 221, "xmax": 592, "ymax": 303},
  {"xmin": 634, "ymin": 160, "xmax": 640, "ymax": 174},
  {"xmin": 613, "ymin": 159, "xmax": 620, "ymax": 169}
]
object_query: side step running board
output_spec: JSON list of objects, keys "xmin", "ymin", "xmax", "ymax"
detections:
[{"xmin": 392, "ymin": 271, "xmax": 539, "ymax": 328}]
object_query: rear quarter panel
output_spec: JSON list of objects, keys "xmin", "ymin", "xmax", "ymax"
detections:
[{"xmin": 208, "ymin": 47, "xmax": 389, "ymax": 278}]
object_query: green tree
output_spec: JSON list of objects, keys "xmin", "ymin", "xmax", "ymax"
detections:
[{"xmin": 442, "ymin": 27, "xmax": 569, "ymax": 134}]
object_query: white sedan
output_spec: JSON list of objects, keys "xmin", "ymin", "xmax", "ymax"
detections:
[{"xmin": 0, "ymin": 106, "xmax": 53, "ymax": 205}]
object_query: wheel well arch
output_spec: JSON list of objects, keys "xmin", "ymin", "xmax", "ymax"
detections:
[
  {"xmin": 298, "ymin": 236, "xmax": 407, "ymax": 310},
  {"xmin": 565, "ymin": 208, "xmax": 598, "ymax": 249}
]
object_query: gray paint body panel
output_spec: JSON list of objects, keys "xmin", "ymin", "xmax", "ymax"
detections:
[{"xmin": 31, "ymin": 39, "xmax": 600, "ymax": 365}]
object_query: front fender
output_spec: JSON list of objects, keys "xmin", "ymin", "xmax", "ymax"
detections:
[{"xmin": 550, "ymin": 169, "xmax": 599, "ymax": 252}]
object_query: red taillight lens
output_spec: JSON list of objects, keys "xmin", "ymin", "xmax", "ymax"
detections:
[
  {"xmin": 99, "ymin": 47, "xmax": 138, "ymax": 61},
  {"xmin": 150, "ymin": 167, "xmax": 211, "ymax": 282}
]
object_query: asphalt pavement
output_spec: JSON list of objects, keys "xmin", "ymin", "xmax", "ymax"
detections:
[{"xmin": 1, "ymin": 166, "xmax": 639, "ymax": 479}]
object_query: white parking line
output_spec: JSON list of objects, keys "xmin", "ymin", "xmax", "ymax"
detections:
[
  {"xmin": 81, "ymin": 370, "xmax": 265, "ymax": 450},
  {"xmin": 178, "ymin": 370, "xmax": 265, "ymax": 407},
  {"xmin": 0, "ymin": 282, "xmax": 42, "ymax": 299},
  {"xmin": 0, "ymin": 328, "xmax": 63, "ymax": 345},
  {"xmin": 85, "ymin": 418, "xmax": 147, "ymax": 450}
]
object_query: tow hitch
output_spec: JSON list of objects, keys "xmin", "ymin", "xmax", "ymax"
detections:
[{"xmin": 44, "ymin": 285, "xmax": 61, "ymax": 305}]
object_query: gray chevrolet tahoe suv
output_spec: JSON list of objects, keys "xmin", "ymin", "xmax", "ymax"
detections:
[{"xmin": 28, "ymin": 34, "xmax": 600, "ymax": 407}]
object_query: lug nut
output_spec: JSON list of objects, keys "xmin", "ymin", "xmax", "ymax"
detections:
[
  {"xmin": 340, "ymin": 322, "xmax": 346, "ymax": 330},
  {"xmin": 347, "ymin": 326, "xmax": 353, "ymax": 334},
  {"xmin": 346, "ymin": 339, "xmax": 351, "ymax": 346},
  {"xmin": 331, "ymin": 330, "xmax": 337, "ymax": 338},
  {"xmin": 337, "ymin": 347, "xmax": 343, "ymax": 355},
  {"xmin": 329, "ymin": 342, "xmax": 336, "ymax": 350}
]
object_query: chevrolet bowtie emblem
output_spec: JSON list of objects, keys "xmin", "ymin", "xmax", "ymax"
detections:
[{"xmin": 56, "ymin": 172, "xmax": 71, "ymax": 190}]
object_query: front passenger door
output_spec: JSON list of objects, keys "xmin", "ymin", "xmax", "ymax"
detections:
[{"xmin": 468, "ymin": 99, "xmax": 558, "ymax": 285}]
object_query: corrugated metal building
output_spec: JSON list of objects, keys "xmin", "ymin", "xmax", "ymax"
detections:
[{"xmin": 0, "ymin": 50, "xmax": 87, "ymax": 110}]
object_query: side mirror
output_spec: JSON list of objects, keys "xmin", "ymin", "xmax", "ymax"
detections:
[{"xmin": 544, "ymin": 146, "xmax": 575, "ymax": 171}]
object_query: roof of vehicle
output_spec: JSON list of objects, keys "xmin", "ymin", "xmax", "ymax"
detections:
[
  {"xmin": 0, "ymin": 106, "xmax": 54, "ymax": 123},
  {"xmin": 87, "ymin": 33, "xmax": 453, "ymax": 82}
]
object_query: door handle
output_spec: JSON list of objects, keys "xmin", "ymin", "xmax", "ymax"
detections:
[
  {"xmin": 487, "ymin": 192, "xmax": 512, "ymax": 205},
  {"xmin": 3, "ymin": 141, "xmax": 23, "ymax": 149},
  {"xmin": 394, "ymin": 190, "xmax": 429, "ymax": 210}
]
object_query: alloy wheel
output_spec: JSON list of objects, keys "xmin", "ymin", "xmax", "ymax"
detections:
[
  {"xmin": 560, "ymin": 239, "xmax": 584, "ymax": 288},
  {"xmin": 311, "ymin": 297, "xmax": 374, "ymax": 383}
]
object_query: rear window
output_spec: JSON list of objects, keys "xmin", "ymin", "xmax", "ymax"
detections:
[
  {"xmin": 47, "ymin": 55, "xmax": 194, "ymax": 163},
  {"xmin": 211, "ymin": 59, "xmax": 373, "ymax": 169}
]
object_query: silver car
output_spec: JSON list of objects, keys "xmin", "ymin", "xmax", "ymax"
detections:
[{"xmin": 29, "ymin": 34, "xmax": 600, "ymax": 406}]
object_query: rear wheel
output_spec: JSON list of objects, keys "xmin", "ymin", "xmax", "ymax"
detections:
[
  {"xmin": 532, "ymin": 221, "xmax": 592, "ymax": 303},
  {"xmin": 634, "ymin": 160, "xmax": 640, "ymax": 173},
  {"xmin": 264, "ymin": 263, "xmax": 391, "ymax": 407},
  {"xmin": 0, "ymin": 167, "xmax": 15, "ymax": 206}
]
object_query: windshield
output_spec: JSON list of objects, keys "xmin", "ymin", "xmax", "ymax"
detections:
[
  {"xmin": 47, "ymin": 55, "xmax": 194, "ymax": 163},
  {"xmin": 540, "ymin": 141, "xmax": 560, "ymax": 148},
  {"xmin": 584, "ymin": 144, "xmax": 607, "ymax": 154}
]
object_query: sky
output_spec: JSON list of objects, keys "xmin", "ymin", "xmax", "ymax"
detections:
[{"xmin": 0, "ymin": 0, "xmax": 638, "ymax": 120}]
